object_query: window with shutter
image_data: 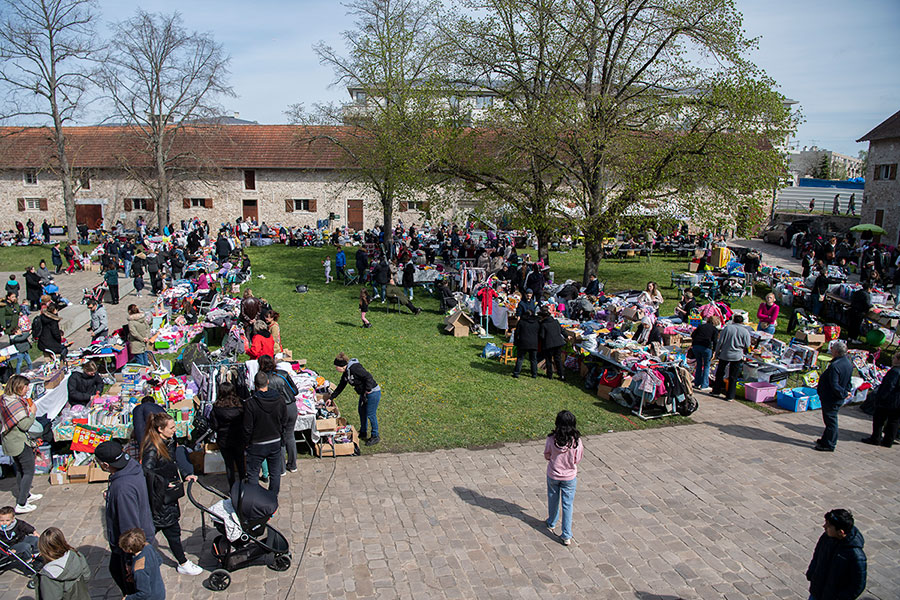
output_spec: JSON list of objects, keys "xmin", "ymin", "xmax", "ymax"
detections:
[
  {"xmin": 205, "ymin": 198, "xmax": 214, "ymax": 209},
  {"xmin": 17, "ymin": 198, "xmax": 25, "ymax": 212},
  {"xmin": 183, "ymin": 198, "xmax": 190, "ymax": 209},
  {"xmin": 399, "ymin": 201, "xmax": 408, "ymax": 212},
  {"xmin": 146, "ymin": 198, "xmax": 155, "ymax": 212},
  {"xmin": 124, "ymin": 198, "xmax": 133, "ymax": 211},
  {"xmin": 890, "ymin": 164, "xmax": 898, "ymax": 180},
  {"xmin": 39, "ymin": 198, "xmax": 49, "ymax": 211},
  {"xmin": 244, "ymin": 170, "xmax": 256, "ymax": 190},
  {"xmin": 23, "ymin": 170, "xmax": 37, "ymax": 185},
  {"xmin": 308, "ymin": 199, "xmax": 317, "ymax": 212},
  {"xmin": 284, "ymin": 199, "xmax": 294, "ymax": 213}
]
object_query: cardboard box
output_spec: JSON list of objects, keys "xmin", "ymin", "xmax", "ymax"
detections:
[
  {"xmin": 620, "ymin": 306, "xmax": 640, "ymax": 321},
  {"xmin": 688, "ymin": 261, "xmax": 700, "ymax": 273},
  {"xmin": 596, "ymin": 384, "xmax": 614, "ymax": 400},
  {"xmin": 444, "ymin": 311, "xmax": 476, "ymax": 337},
  {"xmin": 48, "ymin": 471, "xmax": 68, "ymax": 486},
  {"xmin": 796, "ymin": 332, "xmax": 825, "ymax": 349},
  {"xmin": 316, "ymin": 424, "xmax": 359, "ymax": 457},
  {"xmin": 66, "ymin": 465, "xmax": 90, "ymax": 484},
  {"xmin": 316, "ymin": 417, "xmax": 338, "ymax": 431},
  {"xmin": 662, "ymin": 333, "xmax": 684, "ymax": 347},
  {"xmin": 89, "ymin": 464, "xmax": 110, "ymax": 483}
]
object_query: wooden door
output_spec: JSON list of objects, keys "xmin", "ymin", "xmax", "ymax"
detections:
[
  {"xmin": 242, "ymin": 199, "xmax": 258, "ymax": 222},
  {"xmin": 347, "ymin": 199, "xmax": 364, "ymax": 231},
  {"xmin": 76, "ymin": 204, "xmax": 103, "ymax": 229}
]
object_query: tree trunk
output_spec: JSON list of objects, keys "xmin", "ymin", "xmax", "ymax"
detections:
[
  {"xmin": 536, "ymin": 228, "xmax": 550, "ymax": 266},
  {"xmin": 48, "ymin": 83, "xmax": 77, "ymax": 236},
  {"xmin": 156, "ymin": 145, "xmax": 169, "ymax": 228},
  {"xmin": 382, "ymin": 199, "xmax": 393, "ymax": 256}
]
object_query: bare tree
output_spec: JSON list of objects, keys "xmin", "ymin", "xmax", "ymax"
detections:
[
  {"xmin": 294, "ymin": 0, "xmax": 448, "ymax": 250},
  {"xmin": 0, "ymin": 0, "xmax": 101, "ymax": 235},
  {"xmin": 99, "ymin": 10, "xmax": 232, "ymax": 228}
]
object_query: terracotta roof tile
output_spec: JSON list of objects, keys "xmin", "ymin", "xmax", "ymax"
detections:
[{"xmin": 0, "ymin": 125, "xmax": 360, "ymax": 170}]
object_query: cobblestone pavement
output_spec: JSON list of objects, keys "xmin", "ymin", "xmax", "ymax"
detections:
[{"xmin": 1, "ymin": 394, "xmax": 897, "ymax": 600}]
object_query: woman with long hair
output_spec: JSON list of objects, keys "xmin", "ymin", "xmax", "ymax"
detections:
[
  {"xmin": 544, "ymin": 410, "xmax": 583, "ymax": 546},
  {"xmin": 1, "ymin": 375, "xmax": 41, "ymax": 513},
  {"xmin": 359, "ymin": 288, "xmax": 372, "ymax": 328},
  {"xmin": 210, "ymin": 381, "xmax": 246, "ymax": 487},
  {"xmin": 140, "ymin": 413, "xmax": 202, "ymax": 576},
  {"xmin": 247, "ymin": 319, "xmax": 274, "ymax": 359},
  {"xmin": 36, "ymin": 527, "xmax": 90, "ymax": 600},
  {"xmin": 265, "ymin": 311, "xmax": 282, "ymax": 353}
]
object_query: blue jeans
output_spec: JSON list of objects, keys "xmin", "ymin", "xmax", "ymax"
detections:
[
  {"xmin": 359, "ymin": 389, "xmax": 381, "ymax": 438},
  {"xmin": 692, "ymin": 346, "xmax": 712, "ymax": 388},
  {"xmin": 374, "ymin": 284, "xmax": 386, "ymax": 300},
  {"xmin": 122, "ymin": 259, "xmax": 132, "ymax": 279},
  {"xmin": 132, "ymin": 352, "xmax": 149, "ymax": 366},
  {"xmin": 758, "ymin": 322, "xmax": 776, "ymax": 334},
  {"xmin": 546, "ymin": 476, "xmax": 577, "ymax": 540},
  {"xmin": 666, "ymin": 316, "xmax": 683, "ymax": 324},
  {"xmin": 13, "ymin": 352, "xmax": 32, "ymax": 374},
  {"xmin": 246, "ymin": 441, "xmax": 283, "ymax": 496}
]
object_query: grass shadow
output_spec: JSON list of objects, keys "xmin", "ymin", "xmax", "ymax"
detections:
[
  {"xmin": 334, "ymin": 320, "xmax": 360, "ymax": 328},
  {"xmin": 452, "ymin": 486, "xmax": 557, "ymax": 542}
]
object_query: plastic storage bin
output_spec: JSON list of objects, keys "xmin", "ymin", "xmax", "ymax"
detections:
[{"xmin": 745, "ymin": 382, "xmax": 778, "ymax": 403}]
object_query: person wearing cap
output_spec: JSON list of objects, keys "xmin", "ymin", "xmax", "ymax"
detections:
[
  {"xmin": 94, "ymin": 439, "xmax": 156, "ymax": 596},
  {"xmin": 325, "ymin": 353, "xmax": 382, "ymax": 446},
  {"xmin": 86, "ymin": 299, "xmax": 108, "ymax": 342}
]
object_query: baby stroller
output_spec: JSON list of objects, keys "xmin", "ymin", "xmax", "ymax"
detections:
[
  {"xmin": 0, "ymin": 538, "xmax": 40, "ymax": 589},
  {"xmin": 81, "ymin": 280, "xmax": 107, "ymax": 305},
  {"xmin": 42, "ymin": 283, "xmax": 68, "ymax": 311},
  {"xmin": 187, "ymin": 480, "xmax": 290, "ymax": 591}
]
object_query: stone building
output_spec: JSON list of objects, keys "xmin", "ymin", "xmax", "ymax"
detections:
[
  {"xmin": 0, "ymin": 124, "xmax": 471, "ymax": 232},
  {"xmin": 858, "ymin": 109, "xmax": 900, "ymax": 245}
]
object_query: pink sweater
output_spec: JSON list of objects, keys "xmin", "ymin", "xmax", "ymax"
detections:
[
  {"xmin": 544, "ymin": 436, "xmax": 583, "ymax": 481},
  {"xmin": 757, "ymin": 302, "xmax": 779, "ymax": 326}
]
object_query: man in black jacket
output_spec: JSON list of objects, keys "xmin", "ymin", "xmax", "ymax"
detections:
[
  {"xmin": 244, "ymin": 372, "xmax": 288, "ymax": 496},
  {"xmin": 538, "ymin": 309, "xmax": 566, "ymax": 381},
  {"xmin": 132, "ymin": 395, "xmax": 167, "ymax": 448},
  {"xmin": 815, "ymin": 341, "xmax": 853, "ymax": 452},
  {"xmin": 67, "ymin": 360, "xmax": 104, "ymax": 405},
  {"xmin": 861, "ymin": 352, "xmax": 900, "ymax": 447},
  {"xmin": 806, "ymin": 508, "xmax": 867, "ymax": 600},
  {"xmin": 95, "ymin": 440, "xmax": 156, "ymax": 596},
  {"xmin": 847, "ymin": 282, "xmax": 873, "ymax": 340},
  {"xmin": 355, "ymin": 247, "xmax": 369, "ymax": 283},
  {"xmin": 327, "ymin": 355, "xmax": 381, "ymax": 446},
  {"xmin": 372, "ymin": 259, "xmax": 390, "ymax": 302},
  {"xmin": 512, "ymin": 311, "xmax": 540, "ymax": 378}
]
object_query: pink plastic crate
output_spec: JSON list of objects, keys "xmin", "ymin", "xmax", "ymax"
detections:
[{"xmin": 745, "ymin": 382, "xmax": 778, "ymax": 403}]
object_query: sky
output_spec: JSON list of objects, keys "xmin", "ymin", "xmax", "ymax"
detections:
[{"xmin": 38, "ymin": 0, "xmax": 900, "ymax": 157}]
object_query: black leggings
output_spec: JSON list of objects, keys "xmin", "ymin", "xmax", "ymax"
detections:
[
  {"xmin": 220, "ymin": 446, "xmax": 246, "ymax": 489},
  {"xmin": 157, "ymin": 521, "xmax": 187, "ymax": 564}
]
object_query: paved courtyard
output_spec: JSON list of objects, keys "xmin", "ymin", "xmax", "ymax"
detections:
[{"xmin": 0, "ymin": 394, "xmax": 896, "ymax": 600}]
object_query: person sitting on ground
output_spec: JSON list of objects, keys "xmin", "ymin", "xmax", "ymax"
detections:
[
  {"xmin": 756, "ymin": 293, "xmax": 780, "ymax": 334},
  {"xmin": 583, "ymin": 274, "xmax": 600, "ymax": 297},
  {"xmin": 36, "ymin": 260, "xmax": 53, "ymax": 287},
  {"xmin": 36, "ymin": 526, "xmax": 91, "ymax": 600},
  {"xmin": 638, "ymin": 281, "xmax": 664, "ymax": 309},
  {"xmin": 385, "ymin": 278, "xmax": 421, "ymax": 315},
  {"xmin": 672, "ymin": 291, "xmax": 697, "ymax": 323},
  {"xmin": 67, "ymin": 360, "xmax": 104, "ymax": 406}
]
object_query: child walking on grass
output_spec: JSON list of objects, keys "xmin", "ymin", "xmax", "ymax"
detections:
[
  {"xmin": 323, "ymin": 256, "xmax": 332, "ymax": 284},
  {"xmin": 359, "ymin": 288, "xmax": 372, "ymax": 328}
]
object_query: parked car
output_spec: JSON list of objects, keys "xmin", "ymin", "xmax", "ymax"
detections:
[{"xmin": 761, "ymin": 219, "xmax": 813, "ymax": 246}]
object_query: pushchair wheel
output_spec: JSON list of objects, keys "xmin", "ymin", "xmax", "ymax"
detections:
[
  {"xmin": 208, "ymin": 569, "xmax": 231, "ymax": 591},
  {"xmin": 27, "ymin": 578, "xmax": 36, "ymax": 590},
  {"xmin": 268, "ymin": 553, "xmax": 291, "ymax": 572}
]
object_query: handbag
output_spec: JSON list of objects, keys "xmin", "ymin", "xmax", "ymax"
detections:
[{"xmin": 163, "ymin": 479, "xmax": 186, "ymax": 503}]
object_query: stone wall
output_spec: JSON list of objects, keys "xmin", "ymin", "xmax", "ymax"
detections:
[
  {"xmin": 0, "ymin": 167, "xmax": 474, "ymax": 231},
  {"xmin": 860, "ymin": 138, "xmax": 900, "ymax": 246}
]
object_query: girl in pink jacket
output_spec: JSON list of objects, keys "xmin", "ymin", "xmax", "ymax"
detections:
[{"xmin": 544, "ymin": 410, "xmax": 583, "ymax": 546}]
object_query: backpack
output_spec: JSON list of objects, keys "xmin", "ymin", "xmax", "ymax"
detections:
[
  {"xmin": 30, "ymin": 315, "xmax": 42, "ymax": 342},
  {"xmin": 677, "ymin": 395, "xmax": 698, "ymax": 416},
  {"xmin": 294, "ymin": 285, "xmax": 308, "ymax": 294}
]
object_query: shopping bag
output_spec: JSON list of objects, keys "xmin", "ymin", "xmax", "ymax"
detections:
[
  {"xmin": 481, "ymin": 342, "xmax": 501, "ymax": 359},
  {"xmin": 70, "ymin": 424, "xmax": 114, "ymax": 453}
]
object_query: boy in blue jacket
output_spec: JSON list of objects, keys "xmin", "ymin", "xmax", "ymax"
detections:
[{"xmin": 120, "ymin": 528, "xmax": 165, "ymax": 600}]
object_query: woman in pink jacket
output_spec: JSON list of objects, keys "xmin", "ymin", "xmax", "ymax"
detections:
[
  {"xmin": 757, "ymin": 293, "xmax": 780, "ymax": 334},
  {"xmin": 544, "ymin": 410, "xmax": 583, "ymax": 546}
]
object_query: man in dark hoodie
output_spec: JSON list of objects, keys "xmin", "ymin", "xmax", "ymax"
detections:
[
  {"xmin": 95, "ymin": 440, "xmax": 156, "ymax": 596},
  {"xmin": 244, "ymin": 372, "xmax": 288, "ymax": 496},
  {"xmin": 131, "ymin": 395, "xmax": 167, "ymax": 448},
  {"xmin": 512, "ymin": 310, "xmax": 540, "ymax": 379},
  {"xmin": 806, "ymin": 508, "xmax": 867, "ymax": 600}
]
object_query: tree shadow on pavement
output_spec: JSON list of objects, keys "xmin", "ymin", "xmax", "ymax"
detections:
[
  {"xmin": 709, "ymin": 423, "xmax": 811, "ymax": 447},
  {"xmin": 453, "ymin": 486, "xmax": 557, "ymax": 542},
  {"xmin": 634, "ymin": 592, "xmax": 686, "ymax": 600}
]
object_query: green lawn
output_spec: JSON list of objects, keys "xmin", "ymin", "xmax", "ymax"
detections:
[
  {"xmin": 242, "ymin": 246, "xmax": 705, "ymax": 454},
  {"xmin": 0, "ymin": 244, "xmax": 95, "ymax": 272}
]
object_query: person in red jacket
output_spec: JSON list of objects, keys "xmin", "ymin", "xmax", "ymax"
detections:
[{"xmin": 247, "ymin": 321, "xmax": 274, "ymax": 359}]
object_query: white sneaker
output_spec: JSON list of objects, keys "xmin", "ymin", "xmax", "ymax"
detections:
[
  {"xmin": 27, "ymin": 493, "xmax": 43, "ymax": 502},
  {"xmin": 15, "ymin": 504, "xmax": 37, "ymax": 514},
  {"xmin": 176, "ymin": 560, "xmax": 203, "ymax": 576}
]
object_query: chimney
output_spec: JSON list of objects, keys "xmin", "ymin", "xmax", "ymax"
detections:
[{"xmin": 233, "ymin": 112, "xmax": 240, "ymax": 119}]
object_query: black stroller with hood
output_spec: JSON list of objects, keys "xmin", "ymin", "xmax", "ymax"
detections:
[{"xmin": 187, "ymin": 479, "xmax": 291, "ymax": 591}]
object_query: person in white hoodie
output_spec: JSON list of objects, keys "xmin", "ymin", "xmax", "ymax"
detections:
[{"xmin": 36, "ymin": 527, "xmax": 90, "ymax": 600}]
